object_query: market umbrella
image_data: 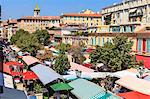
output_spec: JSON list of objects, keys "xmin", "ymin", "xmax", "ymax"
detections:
[
  {"xmin": 11, "ymin": 71, "xmax": 22, "ymax": 76},
  {"xmin": 5, "ymin": 61, "xmax": 24, "ymax": 68}
]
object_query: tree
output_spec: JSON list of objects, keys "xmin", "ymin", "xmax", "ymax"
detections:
[
  {"xmin": 34, "ymin": 29, "xmax": 50, "ymax": 46},
  {"xmin": 16, "ymin": 34, "xmax": 41, "ymax": 56},
  {"xmin": 70, "ymin": 45, "xmax": 86, "ymax": 64},
  {"xmin": 55, "ymin": 43, "xmax": 71, "ymax": 52},
  {"xmin": 53, "ymin": 52, "xmax": 70, "ymax": 75},
  {"xmin": 90, "ymin": 34, "xmax": 136, "ymax": 72},
  {"xmin": 10, "ymin": 29, "xmax": 29, "ymax": 44},
  {"xmin": 36, "ymin": 50, "xmax": 53, "ymax": 61},
  {"xmin": 10, "ymin": 29, "xmax": 42, "ymax": 56}
]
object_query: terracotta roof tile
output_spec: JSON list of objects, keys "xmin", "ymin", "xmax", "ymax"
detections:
[
  {"xmin": 19, "ymin": 16, "xmax": 60, "ymax": 20},
  {"xmin": 61, "ymin": 13, "xmax": 102, "ymax": 17},
  {"xmin": 8, "ymin": 19, "xmax": 17, "ymax": 23}
]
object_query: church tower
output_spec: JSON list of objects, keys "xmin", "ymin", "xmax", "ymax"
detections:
[{"xmin": 34, "ymin": 4, "xmax": 40, "ymax": 17}]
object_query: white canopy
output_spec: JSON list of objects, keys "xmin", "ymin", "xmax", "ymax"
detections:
[
  {"xmin": 70, "ymin": 62, "xmax": 94, "ymax": 72},
  {"xmin": 116, "ymin": 76, "xmax": 150, "ymax": 95},
  {"xmin": 67, "ymin": 71, "xmax": 110, "ymax": 79},
  {"xmin": 0, "ymin": 73, "xmax": 14, "ymax": 89},
  {"xmin": 22, "ymin": 56, "xmax": 41, "ymax": 66},
  {"xmin": 3, "ymin": 74, "xmax": 14, "ymax": 89},
  {"xmin": 110, "ymin": 70, "xmax": 138, "ymax": 78},
  {"xmin": 31, "ymin": 64, "xmax": 63, "ymax": 85},
  {"xmin": 63, "ymin": 75, "xmax": 77, "ymax": 81}
]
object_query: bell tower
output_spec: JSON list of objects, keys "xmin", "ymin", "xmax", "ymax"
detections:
[{"xmin": 34, "ymin": 4, "xmax": 40, "ymax": 17}]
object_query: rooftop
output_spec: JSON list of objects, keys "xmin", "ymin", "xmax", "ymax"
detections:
[
  {"xmin": 61, "ymin": 13, "xmax": 102, "ymax": 17},
  {"xmin": 8, "ymin": 19, "xmax": 17, "ymax": 24},
  {"xmin": 68, "ymin": 79, "xmax": 121, "ymax": 99},
  {"xmin": 102, "ymin": 0, "xmax": 140, "ymax": 10},
  {"xmin": 18, "ymin": 16, "xmax": 60, "ymax": 20}
]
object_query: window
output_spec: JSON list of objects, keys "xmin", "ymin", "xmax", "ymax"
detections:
[
  {"xmin": 102, "ymin": 38, "xmax": 105, "ymax": 46},
  {"xmin": 109, "ymin": 38, "xmax": 113, "ymax": 43},
  {"xmin": 70, "ymin": 16, "xmax": 72, "ymax": 20},
  {"xmin": 138, "ymin": 38, "xmax": 142, "ymax": 52},
  {"xmin": 78, "ymin": 17, "xmax": 80, "ymax": 20},
  {"xmin": 93, "ymin": 37, "xmax": 96, "ymax": 45},
  {"xmin": 98, "ymin": 37, "xmax": 100, "ymax": 45},
  {"xmin": 83, "ymin": 17, "xmax": 85, "ymax": 21},
  {"xmin": 107, "ymin": 38, "xmax": 109, "ymax": 42},
  {"xmin": 90, "ymin": 38, "xmax": 93, "ymax": 45},
  {"xmin": 65, "ymin": 17, "xmax": 68, "ymax": 20},
  {"xmin": 74, "ymin": 17, "xmax": 76, "ymax": 21},
  {"xmin": 91, "ymin": 23, "xmax": 93, "ymax": 26},
  {"xmin": 147, "ymin": 39, "xmax": 150, "ymax": 53}
]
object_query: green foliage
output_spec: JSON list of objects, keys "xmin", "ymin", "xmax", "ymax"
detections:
[
  {"xmin": 36, "ymin": 50, "xmax": 53, "ymax": 61},
  {"xmin": 34, "ymin": 83, "xmax": 42, "ymax": 93},
  {"xmin": 10, "ymin": 29, "xmax": 29, "ymax": 44},
  {"xmin": 90, "ymin": 34, "xmax": 136, "ymax": 72},
  {"xmin": 17, "ymin": 34, "xmax": 41, "ymax": 53},
  {"xmin": 53, "ymin": 53, "xmax": 70, "ymax": 74},
  {"xmin": 55, "ymin": 43, "xmax": 71, "ymax": 52},
  {"xmin": 10, "ymin": 29, "xmax": 42, "ymax": 55},
  {"xmin": 34, "ymin": 29, "xmax": 50, "ymax": 46},
  {"xmin": 71, "ymin": 45, "xmax": 86, "ymax": 64}
]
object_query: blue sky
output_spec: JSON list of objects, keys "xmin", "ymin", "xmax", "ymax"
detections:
[{"xmin": 0, "ymin": 0, "xmax": 121, "ymax": 20}]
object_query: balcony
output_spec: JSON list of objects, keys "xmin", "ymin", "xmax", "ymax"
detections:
[{"xmin": 129, "ymin": 12, "xmax": 143, "ymax": 17}]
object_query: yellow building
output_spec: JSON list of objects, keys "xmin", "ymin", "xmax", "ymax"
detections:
[
  {"xmin": 17, "ymin": 4, "xmax": 60, "ymax": 33},
  {"xmin": 61, "ymin": 9, "xmax": 102, "ymax": 28},
  {"xmin": 62, "ymin": 33, "xmax": 137, "ymax": 52},
  {"xmin": 87, "ymin": 25, "xmax": 110, "ymax": 33}
]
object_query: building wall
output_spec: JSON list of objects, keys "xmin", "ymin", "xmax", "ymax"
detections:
[
  {"xmin": 88, "ymin": 25, "xmax": 110, "ymax": 33},
  {"xmin": 62, "ymin": 36, "xmax": 88, "ymax": 46},
  {"xmin": 101, "ymin": 0, "xmax": 150, "ymax": 33},
  {"xmin": 136, "ymin": 38, "xmax": 150, "ymax": 54},
  {"xmin": 134, "ymin": 36, "xmax": 150, "ymax": 69},
  {"xmin": 63, "ymin": 34, "xmax": 137, "ymax": 51},
  {"xmin": 136, "ymin": 54, "xmax": 150, "ymax": 69},
  {"xmin": 18, "ymin": 19, "xmax": 60, "ymax": 33},
  {"xmin": 61, "ymin": 10, "xmax": 102, "ymax": 28},
  {"xmin": 49, "ymin": 20, "xmax": 60, "ymax": 27},
  {"xmin": 61, "ymin": 17, "xmax": 101, "ymax": 28},
  {"xmin": 18, "ymin": 19, "xmax": 46, "ymax": 33}
]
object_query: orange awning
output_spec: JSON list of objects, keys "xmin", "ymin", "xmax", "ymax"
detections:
[{"xmin": 118, "ymin": 91, "xmax": 150, "ymax": 99}]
